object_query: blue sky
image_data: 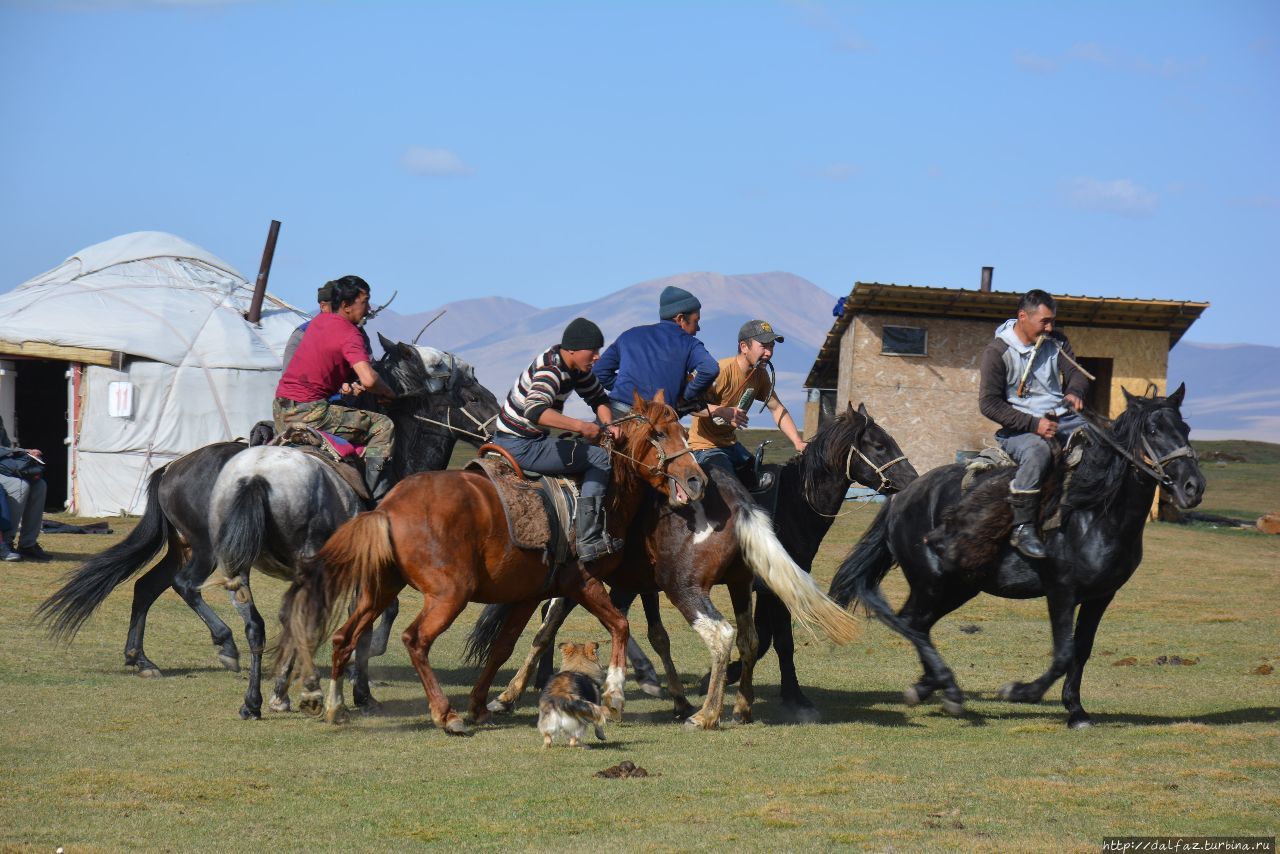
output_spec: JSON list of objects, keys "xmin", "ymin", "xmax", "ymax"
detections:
[{"xmin": 2, "ymin": 0, "xmax": 1276, "ymax": 346}]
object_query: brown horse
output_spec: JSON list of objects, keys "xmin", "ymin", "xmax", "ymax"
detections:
[{"xmin": 273, "ymin": 393, "xmax": 707, "ymax": 734}]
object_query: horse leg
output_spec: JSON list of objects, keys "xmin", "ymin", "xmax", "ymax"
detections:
[
  {"xmin": 728, "ymin": 581, "xmax": 758, "ymax": 725},
  {"xmin": 998, "ymin": 588, "xmax": 1079, "ymax": 705},
  {"xmin": 566, "ymin": 576, "xmax": 631, "ymax": 720},
  {"xmin": 625, "ymin": 590, "xmax": 664, "ymax": 696},
  {"xmin": 368, "ymin": 597, "xmax": 400, "ymax": 658},
  {"xmin": 397, "ymin": 593, "xmax": 469, "ymax": 734},
  {"xmin": 489, "ymin": 597, "xmax": 574, "ymax": 714},
  {"xmin": 1061, "ymin": 593, "xmax": 1115, "ymax": 729},
  {"xmin": 225, "ymin": 572, "xmax": 268, "ymax": 720},
  {"xmin": 641, "ymin": 591, "xmax": 694, "ymax": 719},
  {"xmin": 896, "ymin": 588, "xmax": 976, "ymax": 717},
  {"xmin": 268, "ymin": 652, "xmax": 295, "ymax": 713},
  {"xmin": 325, "ymin": 576, "xmax": 405, "ymax": 726},
  {"xmin": 532, "ymin": 599, "xmax": 563, "ymax": 690},
  {"xmin": 124, "ymin": 547, "xmax": 182, "ymax": 677},
  {"xmin": 671, "ymin": 588, "xmax": 735, "ymax": 730},
  {"xmin": 466, "ymin": 598, "xmax": 541, "ymax": 724},
  {"xmin": 758, "ymin": 589, "xmax": 820, "ymax": 722},
  {"xmin": 168, "ymin": 550, "xmax": 241, "ymax": 675}
]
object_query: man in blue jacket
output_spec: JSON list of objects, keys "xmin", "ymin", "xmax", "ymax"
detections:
[{"xmin": 593, "ymin": 285, "xmax": 722, "ymax": 418}]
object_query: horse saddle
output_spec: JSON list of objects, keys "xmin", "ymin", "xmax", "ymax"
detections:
[
  {"xmin": 271, "ymin": 425, "xmax": 373, "ymax": 505},
  {"xmin": 466, "ymin": 445, "xmax": 579, "ymax": 568}
]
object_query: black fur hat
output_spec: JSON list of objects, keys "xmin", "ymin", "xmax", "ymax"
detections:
[{"xmin": 561, "ymin": 317, "xmax": 604, "ymax": 351}]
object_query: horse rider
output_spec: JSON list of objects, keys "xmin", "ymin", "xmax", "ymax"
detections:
[
  {"xmin": 688, "ymin": 319, "xmax": 808, "ymax": 492},
  {"xmin": 273, "ymin": 275, "xmax": 397, "ymax": 499},
  {"xmin": 493, "ymin": 318, "xmax": 622, "ymax": 564},
  {"xmin": 0, "ymin": 414, "xmax": 51, "ymax": 562},
  {"xmin": 978, "ymin": 289, "xmax": 1090, "ymax": 559},
  {"xmin": 592, "ymin": 285, "xmax": 720, "ymax": 418}
]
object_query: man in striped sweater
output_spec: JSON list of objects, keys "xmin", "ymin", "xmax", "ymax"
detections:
[{"xmin": 494, "ymin": 318, "xmax": 622, "ymax": 563}]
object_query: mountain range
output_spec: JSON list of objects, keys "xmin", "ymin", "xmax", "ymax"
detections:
[{"xmin": 366, "ymin": 272, "xmax": 1278, "ymax": 443}]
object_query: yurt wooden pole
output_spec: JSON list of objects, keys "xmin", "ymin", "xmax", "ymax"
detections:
[{"xmin": 246, "ymin": 219, "xmax": 281, "ymax": 324}]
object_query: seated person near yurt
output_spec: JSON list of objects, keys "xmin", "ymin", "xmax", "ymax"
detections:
[
  {"xmin": 688, "ymin": 319, "xmax": 807, "ymax": 492},
  {"xmin": 0, "ymin": 414, "xmax": 51, "ymax": 562},
  {"xmin": 273, "ymin": 275, "xmax": 396, "ymax": 498}
]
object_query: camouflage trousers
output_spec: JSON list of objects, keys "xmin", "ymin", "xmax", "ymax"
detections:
[{"xmin": 272, "ymin": 398, "xmax": 394, "ymax": 466}]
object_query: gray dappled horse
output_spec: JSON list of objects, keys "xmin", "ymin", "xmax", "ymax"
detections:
[{"xmin": 38, "ymin": 338, "xmax": 499, "ymax": 719}]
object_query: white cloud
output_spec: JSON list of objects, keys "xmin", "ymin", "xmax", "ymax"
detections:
[
  {"xmin": 1013, "ymin": 51, "xmax": 1058, "ymax": 74},
  {"xmin": 401, "ymin": 146, "xmax": 474, "ymax": 178},
  {"xmin": 1064, "ymin": 177, "xmax": 1158, "ymax": 218},
  {"xmin": 818, "ymin": 162, "xmax": 858, "ymax": 182}
]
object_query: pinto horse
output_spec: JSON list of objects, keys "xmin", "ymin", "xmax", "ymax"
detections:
[
  {"xmin": 829, "ymin": 385, "xmax": 1206, "ymax": 727},
  {"xmin": 38, "ymin": 339, "xmax": 499, "ymax": 719},
  {"xmin": 472, "ymin": 402, "xmax": 917, "ymax": 726},
  {"xmin": 273, "ymin": 393, "xmax": 708, "ymax": 734}
]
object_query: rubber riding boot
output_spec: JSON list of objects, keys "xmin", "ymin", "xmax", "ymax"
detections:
[
  {"xmin": 576, "ymin": 496, "xmax": 623, "ymax": 564},
  {"xmin": 735, "ymin": 462, "xmax": 774, "ymax": 493},
  {"xmin": 1007, "ymin": 491, "xmax": 1047, "ymax": 559}
]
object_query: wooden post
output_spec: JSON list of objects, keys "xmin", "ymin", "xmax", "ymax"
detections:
[
  {"xmin": 246, "ymin": 220, "xmax": 281, "ymax": 325},
  {"xmin": 980, "ymin": 267, "xmax": 993, "ymax": 293}
]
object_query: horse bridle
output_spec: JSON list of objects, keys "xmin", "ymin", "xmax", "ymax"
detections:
[
  {"xmin": 398, "ymin": 354, "xmax": 497, "ymax": 442},
  {"xmin": 846, "ymin": 444, "xmax": 909, "ymax": 495},
  {"xmin": 605, "ymin": 411, "xmax": 696, "ymax": 483},
  {"xmin": 1078, "ymin": 406, "xmax": 1196, "ymax": 488}
]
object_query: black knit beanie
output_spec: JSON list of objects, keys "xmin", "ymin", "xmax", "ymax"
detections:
[{"xmin": 561, "ymin": 317, "xmax": 604, "ymax": 350}]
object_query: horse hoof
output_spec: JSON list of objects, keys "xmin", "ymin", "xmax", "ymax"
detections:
[
  {"xmin": 239, "ymin": 704, "xmax": 262, "ymax": 721},
  {"xmin": 443, "ymin": 717, "xmax": 470, "ymax": 736},
  {"xmin": 903, "ymin": 686, "xmax": 921, "ymax": 707},
  {"xmin": 469, "ymin": 708, "xmax": 492, "ymax": 727},
  {"xmin": 1068, "ymin": 716, "xmax": 1095, "ymax": 730},
  {"xmin": 998, "ymin": 681, "xmax": 1018, "ymax": 701},
  {"xmin": 218, "ymin": 654, "xmax": 241, "ymax": 673},
  {"xmin": 486, "ymin": 697, "xmax": 516, "ymax": 715},
  {"xmin": 942, "ymin": 698, "xmax": 966, "ymax": 717},
  {"xmin": 268, "ymin": 696, "xmax": 292, "ymax": 713},
  {"xmin": 324, "ymin": 704, "xmax": 350, "ymax": 725},
  {"xmin": 672, "ymin": 700, "xmax": 695, "ymax": 720},
  {"xmin": 683, "ymin": 715, "xmax": 717, "ymax": 731},
  {"xmin": 637, "ymin": 680, "xmax": 664, "ymax": 698},
  {"xmin": 733, "ymin": 710, "xmax": 754, "ymax": 725},
  {"xmin": 355, "ymin": 696, "xmax": 382, "ymax": 715},
  {"xmin": 299, "ymin": 691, "xmax": 324, "ymax": 717},
  {"xmin": 136, "ymin": 666, "xmax": 163, "ymax": 679}
]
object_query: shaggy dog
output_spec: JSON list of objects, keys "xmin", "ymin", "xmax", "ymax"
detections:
[{"xmin": 537, "ymin": 642, "xmax": 610, "ymax": 748}]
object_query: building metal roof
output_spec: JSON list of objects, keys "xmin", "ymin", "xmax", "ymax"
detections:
[{"xmin": 805, "ymin": 282, "xmax": 1209, "ymax": 388}]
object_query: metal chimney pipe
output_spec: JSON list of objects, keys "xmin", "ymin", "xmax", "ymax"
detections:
[
  {"xmin": 980, "ymin": 266, "xmax": 993, "ymax": 293},
  {"xmin": 246, "ymin": 220, "xmax": 281, "ymax": 325}
]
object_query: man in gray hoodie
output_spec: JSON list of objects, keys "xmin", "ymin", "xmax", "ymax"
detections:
[{"xmin": 978, "ymin": 289, "xmax": 1090, "ymax": 559}]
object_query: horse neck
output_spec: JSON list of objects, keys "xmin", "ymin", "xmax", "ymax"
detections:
[
  {"xmin": 799, "ymin": 448, "xmax": 852, "ymax": 513},
  {"xmin": 605, "ymin": 440, "xmax": 649, "ymax": 528},
  {"xmin": 389, "ymin": 404, "xmax": 458, "ymax": 475},
  {"xmin": 1072, "ymin": 434, "xmax": 1160, "ymax": 536}
]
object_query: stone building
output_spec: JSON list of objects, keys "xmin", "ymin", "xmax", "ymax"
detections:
[{"xmin": 803, "ymin": 278, "xmax": 1208, "ymax": 473}]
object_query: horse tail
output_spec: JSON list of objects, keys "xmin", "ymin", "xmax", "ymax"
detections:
[
  {"xmin": 274, "ymin": 510, "xmax": 396, "ymax": 680},
  {"xmin": 827, "ymin": 499, "xmax": 910, "ymax": 635},
  {"xmin": 463, "ymin": 603, "xmax": 513, "ymax": 667},
  {"xmin": 733, "ymin": 499, "xmax": 862, "ymax": 645},
  {"xmin": 36, "ymin": 465, "xmax": 171, "ymax": 640},
  {"xmin": 213, "ymin": 475, "xmax": 272, "ymax": 583}
]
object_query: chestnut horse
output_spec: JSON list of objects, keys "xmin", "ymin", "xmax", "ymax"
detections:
[{"xmin": 273, "ymin": 394, "xmax": 707, "ymax": 734}]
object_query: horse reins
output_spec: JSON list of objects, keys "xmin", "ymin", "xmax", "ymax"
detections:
[
  {"xmin": 802, "ymin": 424, "xmax": 910, "ymax": 519},
  {"xmin": 1076, "ymin": 405, "xmax": 1195, "ymax": 488}
]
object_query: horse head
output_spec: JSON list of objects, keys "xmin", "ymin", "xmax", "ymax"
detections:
[
  {"xmin": 1119, "ymin": 382, "xmax": 1204, "ymax": 509},
  {"xmin": 376, "ymin": 333, "xmax": 501, "ymax": 447},
  {"xmin": 820, "ymin": 402, "xmax": 918, "ymax": 494},
  {"xmin": 615, "ymin": 390, "xmax": 706, "ymax": 506}
]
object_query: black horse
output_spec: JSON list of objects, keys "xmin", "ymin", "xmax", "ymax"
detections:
[
  {"xmin": 829, "ymin": 385, "xmax": 1205, "ymax": 727},
  {"xmin": 38, "ymin": 338, "xmax": 498, "ymax": 717}
]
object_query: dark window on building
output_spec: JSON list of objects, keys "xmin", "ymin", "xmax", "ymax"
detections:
[{"xmin": 881, "ymin": 325, "xmax": 927, "ymax": 356}]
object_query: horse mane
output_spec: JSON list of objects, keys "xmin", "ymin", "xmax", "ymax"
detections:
[
  {"xmin": 605, "ymin": 400, "xmax": 663, "ymax": 519},
  {"xmin": 795, "ymin": 408, "xmax": 862, "ymax": 500},
  {"xmin": 1065, "ymin": 396, "xmax": 1163, "ymax": 514}
]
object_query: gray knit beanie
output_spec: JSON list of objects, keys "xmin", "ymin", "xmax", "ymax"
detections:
[{"xmin": 658, "ymin": 285, "xmax": 701, "ymax": 320}]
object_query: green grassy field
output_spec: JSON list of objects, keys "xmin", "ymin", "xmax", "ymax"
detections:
[{"xmin": 2, "ymin": 440, "xmax": 1277, "ymax": 851}]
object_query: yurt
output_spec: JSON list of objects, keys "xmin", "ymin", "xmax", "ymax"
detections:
[{"xmin": 0, "ymin": 231, "xmax": 308, "ymax": 516}]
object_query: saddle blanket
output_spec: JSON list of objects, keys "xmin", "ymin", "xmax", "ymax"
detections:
[
  {"xmin": 465, "ymin": 455, "xmax": 578, "ymax": 566},
  {"xmin": 271, "ymin": 425, "xmax": 372, "ymax": 504}
]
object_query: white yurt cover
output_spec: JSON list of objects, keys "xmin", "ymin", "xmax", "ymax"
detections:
[{"xmin": 0, "ymin": 231, "xmax": 309, "ymax": 515}]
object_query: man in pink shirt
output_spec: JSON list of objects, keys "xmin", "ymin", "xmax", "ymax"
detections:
[{"xmin": 273, "ymin": 275, "xmax": 396, "ymax": 497}]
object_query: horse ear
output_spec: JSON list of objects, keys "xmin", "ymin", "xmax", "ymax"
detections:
[
  {"xmin": 632, "ymin": 390, "xmax": 645, "ymax": 410},
  {"xmin": 846, "ymin": 401, "xmax": 855, "ymax": 417},
  {"xmin": 857, "ymin": 402, "xmax": 869, "ymax": 419},
  {"xmin": 1165, "ymin": 382, "xmax": 1186, "ymax": 408},
  {"xmin": 652, "ymin": 388, "xmax": 666, "ymax": 405},
  {"xmin": 397, "ymin": 342, "xmax": 417, "ymax": 360},
  {"xmin": 377, "ymin": 332, "xmax": 396, "ymax": 353},
  {"xmin": 1121, "ymin": 386, "xmax": 1139, "ymax": 408}
]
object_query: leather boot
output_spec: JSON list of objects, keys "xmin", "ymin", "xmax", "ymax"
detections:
[
  {"xmin": 576, "ymin": 496, "xmax": 623, "ymax": 564},
  {"xmin": 734, "ymin": 462, "xmax": 774, "ymax": 493},
  {"xmin": 1007, "ymin": 491, "xmax": 1047, "ymax": 559},
  {"xmin": 364, "ymin": 458, "xmax": 390, "ymax": 501}
]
